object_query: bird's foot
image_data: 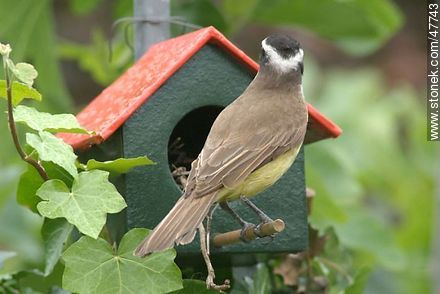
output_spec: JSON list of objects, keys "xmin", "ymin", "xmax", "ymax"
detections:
[
  {"xmin": 206, "ymin": 275, "xmax": 230, "ymax": 292},
  {"xmin": 239, "ymin": 221, "xmax": 257, "ymax": 243},
  {"xmin": 259, "ymin": 214, "xmax": 274, "ymax": 225},
  {"xmin": 254, "ymin": 219, "xmax": 277, "ymax": 244},
  {"xmin": 240, "ymin": 195, "xmax": 274, "ymax": 224}
]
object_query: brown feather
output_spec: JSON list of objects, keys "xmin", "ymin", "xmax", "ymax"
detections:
[{"xmin": 134, "ymin": 193, "xmax": 216, "ymax": 256}]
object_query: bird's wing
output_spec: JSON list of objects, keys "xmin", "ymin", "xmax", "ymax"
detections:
[{"xmin": 185, "ymin": 106, "xmax": 307, "ymax": 198}]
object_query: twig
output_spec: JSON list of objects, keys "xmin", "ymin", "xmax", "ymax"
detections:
[
  {"xmin": 213, "ymin": 219, "xmax": 285, "ymax": 247},
  {"xmin": 3, "ymin": 59, "xmax": 49, "ymax": 181},
  {"xmin": 198, "ymin": 223, "xmax": 230, "ymax": 291},
  {"xmin": 168, "ymin": 137, "xmax": 184, "ymax": 151},
  {"xmin": 171, "ymin": 166, "xmax": 190, "ymax": 177},
  {"xmin": 306, "ymin": 187, "xmax": 316, "ymax": 215}
]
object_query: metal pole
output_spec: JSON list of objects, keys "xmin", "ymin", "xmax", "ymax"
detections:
[{"xmin": 133, "ymin": 0, "xmax": 170, "ymax": 60}]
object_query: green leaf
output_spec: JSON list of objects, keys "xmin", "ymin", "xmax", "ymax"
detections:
[
  {"xmin": 62, "ymin": 228, "xmax": 182, "ymax": 294},
  {"xmin": 223, "ymin": 0, "xmax": 403, "ymax": 55},
  {"xmin": 17, "ymin": 162, "xmax": 74, "ymax": 213},
  {"xmin": 0, "ymin": 80, "xmax": 42, "ymax": 106},
  {"xmin": 41, "ymin": 218, "xmax": 73, "ymax": 276},
  {"xmin": 17, "ymin": 166, "xmax": 44, "ymax": 213},
  {"xmin": 7, "ymin": 61, "xmax": 38, "ymax": 86},
  {"xmin": 85, "ymin": 156, "xmax": 155, "ymax": 174},
  {"xmin": 13, "ymin": 105, "xmax": 90, "ymax": 134},
  {"xmin": 0, "ymin": 251, "xmax": 16, "ymax": 269},
  {"xmin": 170, "ymin": 280, "xmax": 220, "ymax": 293},
  {"xmin": 231, "ymin": 263, "xmax": 271, "ymax": 294},
  {"xmin": 36, "ymin": 170, "xmax": 127, "ymax": 238},
  {"xmin": 252, "ymin": 263, "xmax": 271, "ymax": 294},
  {"xmin": 345, "ymin": 267, "xmax": 371, "ymax": 294},
  {"xmin": 0, "ymin": 275, "xmax": 19, "ymax": 293},
  {"xmin": 26, "ymin": 131, "xmax": 78, "ymax": 178}
]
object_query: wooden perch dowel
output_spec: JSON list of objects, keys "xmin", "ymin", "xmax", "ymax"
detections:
[{"xmin": 213, "ymin": 219, "xmax": 285, "ymax": 247}]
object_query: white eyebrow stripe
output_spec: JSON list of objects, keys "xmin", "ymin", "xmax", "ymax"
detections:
[{"xmin": 261, "ymin": 38, "xmax": 304, "ymax": 73}]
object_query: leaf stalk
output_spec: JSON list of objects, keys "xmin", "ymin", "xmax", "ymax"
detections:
[{"xmin": 3, "ymin": 57, "xmax": 49, "ymax": 181}]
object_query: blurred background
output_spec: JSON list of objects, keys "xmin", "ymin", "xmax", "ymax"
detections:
[{"xmin": 0, "ymin": 0, "xmax": 437, "ymax": 293}]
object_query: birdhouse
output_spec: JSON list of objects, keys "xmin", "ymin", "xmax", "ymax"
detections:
[{"xmin": 60, "ymin": 27, "xmax": 341, "ymax": 257}]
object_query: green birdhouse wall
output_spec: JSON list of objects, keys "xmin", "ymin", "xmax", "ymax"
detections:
[{"xmin": 61, "ymin": 27, "xmax": 342, "ymax": 257}]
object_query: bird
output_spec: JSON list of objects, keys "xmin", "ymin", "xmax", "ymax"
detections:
[{"xmin": 134, "ymin": 33, "xmax": 308, "ymax": 257}]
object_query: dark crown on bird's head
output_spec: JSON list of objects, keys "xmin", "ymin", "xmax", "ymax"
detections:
[{"xmin": 260, "ymin": 34, "xmax": 304, "ymax": 74}]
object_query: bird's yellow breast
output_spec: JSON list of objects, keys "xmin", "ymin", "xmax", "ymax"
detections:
[{"xmin": 216, "ymin": 147, "xmax": 300, "ymax": 202}]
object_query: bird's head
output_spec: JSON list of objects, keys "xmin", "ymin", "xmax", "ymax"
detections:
[{"xmin": 260, "ymin": 34, "xmax": 304, "ymax": 75}]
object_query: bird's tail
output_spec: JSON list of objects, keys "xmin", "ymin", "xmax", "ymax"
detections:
[{"xmin": 134, "ymin": 193, "xmax": 217, "ymax": 257}]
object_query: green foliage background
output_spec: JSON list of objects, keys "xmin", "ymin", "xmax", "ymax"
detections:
[{"xmin": 0, "ymin": 0, "xmax": 436, "ymax": 293}]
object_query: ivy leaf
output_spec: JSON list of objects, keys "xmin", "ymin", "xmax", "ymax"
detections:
[
  {"xmin": 17, "ymin": 162, "xmax": 74, "ymax": 214},
  {"xmin": 85, "ymin": 156, "xmax": 155, "ymax": 174},
  {"xmin": 170, "ymin": 280, "xmax": 220, "ymax": 293},
  {"xmin": 17, "ymin": 165, "xmax": 44, "ymax": 213},
  {"xmin": 14, "ymin": 105, "xmax": 90, "ymax": 134},
  {"xmin": 7, "ymin": 61, "xmax": 38, "ymax": 86},
  {"xmin": 26, "ymin": 131, "xmax": 78, "ymax": 178},
  {"xmin": 36, "ymin": 170, "xmax": 127, "ymax": 238},
  {"xmin": 41, "ymin": 218, "xmax": 73, "ymax": 277},
  {"xmin": 62, "ymin": 228, "xmax": 182, "ymax": 294},
  {"xmin": 0, "ymin": 80, "xmax": 42, "ymax": 106}
]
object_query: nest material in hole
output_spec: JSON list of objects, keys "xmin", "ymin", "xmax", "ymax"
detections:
[{"xmin": 169, "ymin": 137, "xmax": 192, "ymax": 189}]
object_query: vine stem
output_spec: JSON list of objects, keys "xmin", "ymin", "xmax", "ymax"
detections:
[{"xmin": 3, "ymin": 58, "xmax": 49, "ymax": 181}]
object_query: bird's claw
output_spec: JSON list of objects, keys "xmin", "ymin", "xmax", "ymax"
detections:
[
  {"xmin": 253, "ymin": 223, "xmax": 265, "ymax": 238},
  {"xmin": 239, "ymin": 222, "xmax": 256, "ymax": 243},
  {"xmin": 253, "ymin": 222, "xmax": 277, "ymax": 244},
  {"xmin": 206, "ymin": 276, "xmax": 230, "ymax": 291}
]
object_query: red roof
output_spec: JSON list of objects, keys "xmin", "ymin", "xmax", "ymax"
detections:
[{"xmin": 60, "ymin": 26, "xmax": 342, "ymax": 150}]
